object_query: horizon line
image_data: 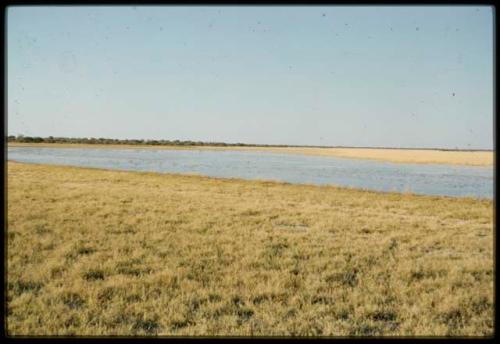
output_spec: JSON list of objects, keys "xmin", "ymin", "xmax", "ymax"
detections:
[{"xmin": 6, "ymin": 135, "xmax": 494, "ymax": 152}]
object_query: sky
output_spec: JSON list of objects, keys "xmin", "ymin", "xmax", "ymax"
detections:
[{"xmin": 7, "ymin": 6, "xmax": 494, "ymax": 149}]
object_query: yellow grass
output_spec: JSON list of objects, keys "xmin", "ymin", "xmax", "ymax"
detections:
[
  {"xmin": 8, "ymin": 142, "xmax": 493, "ymax": 166},
  {"xmin": 7, "ymin": 161, "xmax": 494, "ymax": 336}
]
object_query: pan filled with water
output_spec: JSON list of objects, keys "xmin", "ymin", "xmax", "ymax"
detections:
[{"xmin": 7, "ymin": 147, "xmax": 493, "ymax": 198}]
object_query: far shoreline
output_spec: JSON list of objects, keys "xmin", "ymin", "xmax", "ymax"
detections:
[{"xmin": 7, "ymin": 142, "xmax": 494, "ymax": 167}]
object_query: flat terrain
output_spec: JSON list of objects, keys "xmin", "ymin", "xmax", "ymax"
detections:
[
  {"xmin": 8, "ymin": 142, "xmax": 494, "ymax": 166},
  {"xmin": 7, "ymin": 161, "xmax": 494, "ymax": 336}
]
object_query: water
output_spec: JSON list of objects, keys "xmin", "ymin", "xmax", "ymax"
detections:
[{"xmin": 7, "ymin": 147, "xmax": 493, "ymax": 199}]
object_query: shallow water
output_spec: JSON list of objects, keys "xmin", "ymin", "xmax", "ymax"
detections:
[{"xmin": 7, "ymin": 147, "xmax": 493, "ymax": 199}]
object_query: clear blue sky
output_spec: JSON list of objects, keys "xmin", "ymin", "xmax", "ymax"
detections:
[{"xmin": 7, "ymin": 6, "xmax": 494, "ymax": 149}]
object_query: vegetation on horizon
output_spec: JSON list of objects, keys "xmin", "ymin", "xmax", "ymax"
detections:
[
  {"xmin": 6, "ymin": 135, "xmax": 492, "ymax": 152},
  {"xmin": 7, "ymin": 134, "xmax": 271, "ymax": 148},
  {"xmin": 7, "ymin": 162, "xmax": 493, "ymax": 336}
]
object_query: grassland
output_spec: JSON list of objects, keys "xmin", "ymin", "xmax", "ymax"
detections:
[
  {"xmin": 8, "ymin": 142, "xmax": 493, "ymax": 166},
  {"xmin": 6, "ymin": 161, "xmax": 494, "ymax": 336}
]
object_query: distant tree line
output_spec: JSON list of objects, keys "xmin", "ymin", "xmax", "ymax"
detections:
[
  {"xmin": 6, "ymin": 135, "xmax": 490, "ymax": 151},
  {"xmin": 6, "ymin": 135, "xmax": 293, "ymax": 148}
]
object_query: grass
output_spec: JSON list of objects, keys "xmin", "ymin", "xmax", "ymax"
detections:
[
  {"xmin": 6, "ymin": 161, "xmax": 494, "ymax": 336},
  {"xmin": 8, "ymin": 142, "xmax": 493, "ymax": 166}
]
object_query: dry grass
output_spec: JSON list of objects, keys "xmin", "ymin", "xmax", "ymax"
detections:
[
  {"xmin": 8, "ymin": 142, "xmax": 493, "ymax": 166},
  {"xmin": 6, "ymin": 161, "xmax": 494, "ymax": 336}
]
